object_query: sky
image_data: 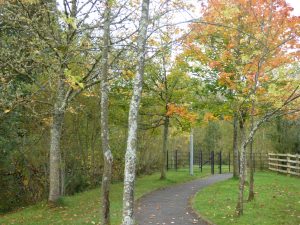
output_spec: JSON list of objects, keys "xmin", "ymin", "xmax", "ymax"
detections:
[{"xmin": 286, "ymin": 0, "xmax": 300, "ymax": 15}]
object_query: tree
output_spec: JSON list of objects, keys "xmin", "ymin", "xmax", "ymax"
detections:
[
  {"xmin": 202, "ymin": 120, "xmax": 221, "ymax": 152},
  {"xmin": 100, "ymin": 0, "xmax": 113, "ymax": 224},
  {"xmin": 141, "ymin": 61, "xmax": 198, "ymax": 179},
  {"xmin": 182, "ymin": 0, "xmax": 300, "ymax": 215},
  {"xmin": 2, "ymin": 0, "xmax": 106, "ymax": 203},
  {"xmin": 122, "ymin": 0, "xmax": 150, "ymax": 224}
]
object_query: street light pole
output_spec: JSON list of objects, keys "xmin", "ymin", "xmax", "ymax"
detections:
[{"xmin": 190, "ymin": 129, "xmax": 194, "ymax": 176}]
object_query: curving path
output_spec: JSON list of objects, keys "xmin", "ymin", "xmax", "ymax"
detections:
[{"xmin": 135, "ymin": 173, "xmax": 232, "ymax": 225}]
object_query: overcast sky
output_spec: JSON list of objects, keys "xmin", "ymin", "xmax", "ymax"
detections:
[{"xmin": 287, "ymin": 0, "xmax": 300, "ymax": 15}]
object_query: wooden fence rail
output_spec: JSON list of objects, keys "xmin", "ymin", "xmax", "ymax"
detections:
[{"xmin": 268, "ymin": 153, "xmax": 300, "ymax": 176}]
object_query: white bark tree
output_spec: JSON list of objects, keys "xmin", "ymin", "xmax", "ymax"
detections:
[
  {"xmin": 100, "ymin": 0, "xmax": 113, "ymax": 224},
  {"xmin": 122, "ymin": 0, "xmax": 150, "ymax": 224}
]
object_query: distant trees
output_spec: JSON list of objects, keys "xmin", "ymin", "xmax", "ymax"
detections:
[
  {"xmin": 202, "ymin": 121, "xmax": 221, "ymax": 153},
  {"xmin": 270, "ymin": 117, "xmax": 300, "ymax": 154}
]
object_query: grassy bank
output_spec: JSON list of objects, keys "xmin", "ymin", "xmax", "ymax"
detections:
[
  {"xmin": 0, "ymin": 166, "xmax": 211, "ymax": 225},
  {"xmin": 193, "ymin": 172, "xmax": 300, "ymax": 225}
]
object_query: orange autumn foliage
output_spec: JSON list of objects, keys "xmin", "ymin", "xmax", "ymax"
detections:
[
  {"xmin": 203, "ymin": 112, "xmax": 218, "ymax": 122},
  {"xmin": 223, "ymin": 115, "xmax": 232, "ymax": 121},
  {"xmin": 166, "ymin": 103, "xmax": 198, "ymax": 123},
  {"xmin": 183, "ymin": 0, "xmax": 300, "ymax": 100}
]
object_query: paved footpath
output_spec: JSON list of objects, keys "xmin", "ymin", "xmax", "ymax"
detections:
[{"xmin": 135, "ymin": 173, "xmax": 232, "ymax": 225}]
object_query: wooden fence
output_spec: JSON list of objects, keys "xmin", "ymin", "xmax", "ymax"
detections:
[{"xmin": 268, "ymin": 153, "xmax": 300, "ymax": 176}]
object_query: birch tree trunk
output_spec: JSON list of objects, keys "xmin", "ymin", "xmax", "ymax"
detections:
[
  {"xmin": 233, "ymin": 112, "xmax": 239, "ymax": 178},
  {"xmin": 122, "ymin": 0, "xmax": 150, "ymax": 224},
  {"xmin": 49, "ymin": 78, "xmax": 66, "ymax": 203},
  {"xmin": 100, "ymin": 1, "xmax": 113, "ymax": 224},
  {"xmin": 160, "ymin": 116, "xmax": 169, "ymax": 180}
]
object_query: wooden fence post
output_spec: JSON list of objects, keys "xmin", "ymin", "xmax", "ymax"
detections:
[
  {"xmin": 297, "ymin": 154, "xmax": 299, "ymax": 175},
  {"xmin": 287, "ymin": 154, "xmax": 291, "ymax": 176},
  {"xmin": 286, "ymin": 154, "xmax": 291, "ymax": 176},
  {"xmin": 268, "ymin": 153, "xmax": 271, "ymax": 170},
  {"xmin": 268, "ymin": 153, "xmax": 300, "ymax": 176}
]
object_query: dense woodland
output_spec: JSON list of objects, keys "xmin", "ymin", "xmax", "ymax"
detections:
[{"xmin": 0, "ymin": 0, "xmax": 299, "ymax": 224}]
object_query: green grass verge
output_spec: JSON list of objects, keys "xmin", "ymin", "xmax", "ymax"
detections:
[
  {"xmin": 0, "ymin": 166, "xmax": 216, "ymax": 225},
  {"xmin": 193, "ymin": 172, "xmax": 300, "ymax": 225}
]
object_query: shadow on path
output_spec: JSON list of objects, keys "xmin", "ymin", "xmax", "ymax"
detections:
[{"xmin": 135, "ymin": 173, "xmax": 232, "ymax": 225}]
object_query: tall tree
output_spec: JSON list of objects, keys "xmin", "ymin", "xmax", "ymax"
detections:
[
  {"xmin": 48, "ymin": 0, "xmax": 77, "ymax": 203},
  {"xmin": 4, "ymin": 0, "xmax": 103, "ymax": 203},
  {"xmin": 122, "ymin": 0, "xmax": 150, "ymax": 224},
  {"xmin": 232, "ymin": 112, "xmax": 239, "ymax": 178},
  {"xmin": 182, "ymin": 0, "xmax": 300, "ymax": 215},
  {"xmin": 100, "ymin": 0, "xmax": 113, "ymax": 224}
]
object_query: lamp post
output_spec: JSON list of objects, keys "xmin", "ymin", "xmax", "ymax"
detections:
[{"xmin": 190, "ymin": 129, "xmax": 194, "ymax": 176}]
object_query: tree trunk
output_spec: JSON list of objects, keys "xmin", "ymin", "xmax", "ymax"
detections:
[
  {"xmin": 160, "ymin": 116, "xmax": 169, "ymax": 180},
  {"xmin": 248, "ymin": 137, "xmax": 255, "ymax": 201},
  {"xmin": 100, "ymin": 1, "xmax": 113, "ymax": 224},
  {"xmin": 60, "ymin": 156, "xmax": 65, "ymax": 196},
  {"xmin": 233, "ymin": 112, "xmax": 239, "ymax": 178},
  {"xmin": 248, "ymin": 100, "xmax": 256, "ymax": 201},
  {"xmin": 48, "ymin": 0, "xmax": 77, "ymax": 204},
  {"xmin": 122, "ymin": 0, "xmax": 150, "ymax": 224},
  {"xmin": 236, "ymin": 119, "xmax": 246, "ymax": 216},
  {"xmin": 49, "ymin": 79, "xmax": 66, "ymax": 203}
]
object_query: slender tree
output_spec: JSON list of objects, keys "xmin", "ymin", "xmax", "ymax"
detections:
[
  {"xmin": 232, "ymin": 112, "xmax": 239, "ymax": 178},
  {"xmin": 100, "ymin": 0, "xmax": 113, "ymax": 224},
  {"xmin": 122, "ymin": 0, "xmax": 150, "ymax": 224}
]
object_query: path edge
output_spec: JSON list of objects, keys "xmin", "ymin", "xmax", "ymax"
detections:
[
  {"xmin": 188, "ymin": 194, "xmax": 215, "ymax": 225},
  {"xmin": 187, "ymin": 174, "xmax": 232, "ymax": 225}
]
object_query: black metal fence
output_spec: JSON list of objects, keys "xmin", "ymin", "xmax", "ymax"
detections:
[{"xmin": 166, "ymin": 150, "xmax": 269, "ymax": 174}]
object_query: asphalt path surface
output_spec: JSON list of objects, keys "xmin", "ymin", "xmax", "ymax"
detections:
[{"xmin": 135, "ymin": 173, "xmax": 232, "ymax": 225}]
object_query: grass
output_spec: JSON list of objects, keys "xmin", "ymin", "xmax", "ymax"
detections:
[
  {"xmin": 193, "ymin": 172, "xmax": 300, "ymax": 225},
  {"xmin": 0, "ymin": 166, "xmax": 214, "ymax": 225}
]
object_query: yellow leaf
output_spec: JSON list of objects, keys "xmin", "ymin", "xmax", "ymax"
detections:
[{"xmin": 23, "ymin": 179, "xmax": 29, "ymax": 186}]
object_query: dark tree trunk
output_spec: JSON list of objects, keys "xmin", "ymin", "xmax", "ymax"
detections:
[
  {"xmin": 248, "ymin": 137, "xmax": 255, "ymax": 201},
  {"xmin": 233, "ymin": 112, "xmax": 239, "ymax": 178},
  {"xmin": 248, "ymin": 100, "xmax": 256, "ymax": 202},
  {"xmin": 236, "ymin": 118, "xmax": 246, "ymax": 216},
  {"xmin": 160, "ymin": 116, "xmax": 169, "ymax": 180}
]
